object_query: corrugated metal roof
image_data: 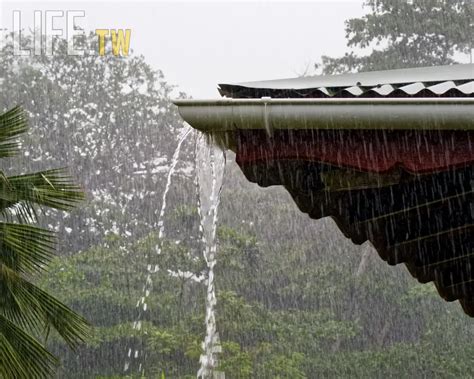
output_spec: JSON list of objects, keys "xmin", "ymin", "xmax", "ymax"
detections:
[
  {"xmin": 218, "ymin": 64, "xmax": 474, "ymax": 99},
  {"xmin": 235, "ymin": 129, "xmax": 474, "ymax": 316}
]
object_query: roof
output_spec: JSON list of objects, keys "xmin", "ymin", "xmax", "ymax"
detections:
[
  {"xmin": 174, "ymin": 65, "xmax": 474, "ymax": 132},
  {"xmin": 172, "ymin": 65, "xmax": 474, "ymax": 316},
  {"xmin": 235, "ymin": 130, "xmax": 474, "ymax": 316},
  {"xmin": 218, "ymin": 64, "xmax": 474, "ymax": 99}
]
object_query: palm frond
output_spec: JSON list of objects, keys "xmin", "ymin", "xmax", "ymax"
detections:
[
  {"xmin": 0, "ymin": 168, "xmax": 85, "ymax": 218},
  {"xmin": 0, "ymin": 264, "xmax": 91, "ymax": 348},
  {"xmin": 0, "ymin": 106, "xmax": 28, "ymax": 158},
  {"xmin": 0, "ymin": 106, "xmax": 89, "ymax": 376},
  {"xmin": 0, "ymin": 314, "xmax": 57, "ymax": 379},
  {"xmin": 0, "ymin": 223, "xmax": 56, "ymax": 274}
]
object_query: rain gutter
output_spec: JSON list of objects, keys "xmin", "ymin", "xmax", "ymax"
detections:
[{"xmin": 172, "ymin": 98, "xmax": 474, "ymax": 132}]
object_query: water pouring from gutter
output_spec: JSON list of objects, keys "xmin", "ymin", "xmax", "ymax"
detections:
[
  {"xmin": 123, "ymin": 126, "xmax": 226, "ymax": 377},
  {"xmin": 124, "ymin": 126, "xmax": 192, "ymax": 376},
  {"xmin": 195, "ymin": 133, "xmax": 226, "ymax": 379}
]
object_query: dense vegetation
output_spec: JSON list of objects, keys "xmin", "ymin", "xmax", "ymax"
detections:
[
  {"xmin": 1, "ymin": 1, "xmax": 473, "ymax": 376},
  {"xmin": 39, "ymin": 174, "xmax": 474, "ymax": 378},
  {"xmin": 319, "ymin": 0, "xmax": 473, "ymax": 73}
]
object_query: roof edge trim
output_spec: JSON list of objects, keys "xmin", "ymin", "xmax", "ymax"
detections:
[{"xmin": 172, "ymin": 98, "xmax": 474, "ymax": 132}]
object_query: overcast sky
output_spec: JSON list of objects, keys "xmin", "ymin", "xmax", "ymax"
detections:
[{"xmin": 1, "ymin": 1, "xmax": 368, "ymax": 98}]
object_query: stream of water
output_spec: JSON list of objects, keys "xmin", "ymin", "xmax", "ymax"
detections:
[
  {"xmin": 124, "ymin": 126, "xmax": 192, "ymax": 375},
  {"xmin": 195, "ymin": 133, "xmax": 226, "ymax": 379},
  {"xmin": 123, "ymin": 128, "xmax": 226, "ymax": 378}
]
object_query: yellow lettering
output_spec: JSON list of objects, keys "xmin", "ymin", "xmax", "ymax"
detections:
[
  {"xmin": 95, "ymin": 29, "xmax": 109, "ymax": 56},
  {"xmin": 111, "ymin": 29, "xmax": 131, "ymax": 56}
]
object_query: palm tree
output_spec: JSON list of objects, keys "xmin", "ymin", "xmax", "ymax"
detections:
[{"xmin": 0, "ymin": 106, "xmax": 90, "ymax": 378}]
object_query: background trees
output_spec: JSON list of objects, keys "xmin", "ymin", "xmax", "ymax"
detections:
[
  {"xmin": 0, "ymin": 34, "xmax": 190, "ymax": 252},
  {"xmin": 319, "ymin": 0, "xmax": 473, "ymax": 73}
]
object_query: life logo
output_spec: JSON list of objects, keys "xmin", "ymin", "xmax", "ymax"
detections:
[{"xmin": 6, "ymin": 10, "xmax": 131, "ymax": 56}]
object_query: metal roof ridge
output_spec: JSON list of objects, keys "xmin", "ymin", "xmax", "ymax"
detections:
[{"xmin": 219, "ymin": 64, "xmax": 474, "ymax": 90}]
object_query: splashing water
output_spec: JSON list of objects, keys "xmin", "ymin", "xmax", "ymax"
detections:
[
  {"xmin": 196, "ymin": 133, "xmax": 226, "ymax": 379},
  {"xmin": 124, "ymin": 125, "xmax": 192, "ymax": 375}
]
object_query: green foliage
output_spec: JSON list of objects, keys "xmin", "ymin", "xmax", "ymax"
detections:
[
  {"xmin": 39, "ymin": 212, "xmax": 474, "ymax": 378},
  {"xmin": 0, "ymin": 107, "xmax": 90, "ymax": 377},
  {"xmin": 320, "ymin": 0, "xmax": 473, "ymax": 73},
  {"xmin": 220, "ymin": 341, "xmax": 253, "ymax": 378},
  {"xmin": 258, "ymin": 352, "xmax": 306, "ymax": 379},
  {"xmin": 0, "ymin": 106, "xmax": 28, "ymax": 158}
]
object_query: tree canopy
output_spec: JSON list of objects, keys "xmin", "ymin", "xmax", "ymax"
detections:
[{"xmin": 320, "ymin": 0, "xmax": 473, "ymax": 74}]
